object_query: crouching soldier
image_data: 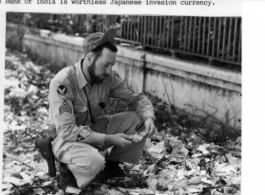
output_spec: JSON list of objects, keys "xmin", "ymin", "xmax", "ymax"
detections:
[{"xmin": 45, "ymin": 29, "xmax": 156, "ymax": 194}]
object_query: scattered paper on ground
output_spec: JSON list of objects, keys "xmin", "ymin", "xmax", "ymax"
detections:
[{"xmin": 3, "ymin": 49, "xmax": 241, "ymax": 195}]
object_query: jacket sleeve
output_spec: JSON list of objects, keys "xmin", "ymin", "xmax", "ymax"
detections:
[
  {"xmin": 49, "ymin": 79, "xmax": 106, "ymax": 148},
  {"xmin": 110, "ymin": 72, "xmax": 155, "ymax": 121}
]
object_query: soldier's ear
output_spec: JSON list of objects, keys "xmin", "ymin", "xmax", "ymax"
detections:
[{"xmin": 85, "ymin": 52, "xmax": 94, "ymax": 64}]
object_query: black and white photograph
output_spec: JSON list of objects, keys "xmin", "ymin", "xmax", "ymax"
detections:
[{"xmin": 0, "ymin": 1, "xmax": 256, "ymax": 194}]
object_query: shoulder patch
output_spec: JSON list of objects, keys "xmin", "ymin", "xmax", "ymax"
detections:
[{"xmin": 57, "ymin": 85, "xmax": 67, "ymax": 95}]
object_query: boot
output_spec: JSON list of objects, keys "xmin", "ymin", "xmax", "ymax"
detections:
[
  {"xmin": 96, "ymin": 161, "xmax": 125, "ymax": 182},
  {"xmin": 58, "ymin": 162, "xmax": 80, "ymax": 194}
]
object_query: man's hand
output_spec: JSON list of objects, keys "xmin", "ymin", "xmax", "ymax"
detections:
[
  {"xmin": 144, "ymin": 117, "xmax": 156, "ymax": 137},
  {"xmin": 105, "ymin": 133, "xmax": 132, "ymax": 148}
]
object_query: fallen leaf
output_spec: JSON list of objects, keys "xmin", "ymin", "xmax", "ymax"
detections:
[
  {"xmin": 185, "ymin": 187, "xmax": 202, "ymax": 193},
  {"xmin": 201, "ymin": 177, "xmax": 214, "ymax": 185},
  {"xmin": 1, "ymin": 183, "xmax": 13, "ymax": 190},
  {"xmin": 180, "ymin": 147, "xmax": 189, "ymax": 156},
  {"xmin": 35, "ymin": 170, "xmax": 47, "ymax": 178},
  {"xmin": 42, "ymin": 180, "xmax": 53, "ymax": 186},
  {"xmin": 188, "ymin": 176, "xmax": 201, "ymax": 185},
  {"xmin": 231, "ymin": 176, "xmax": 241, "ymax": 185},
  {"xmin": 3, "ymin": 176, "xmax": 25, "ymax": 186},
  {"xmin": 20, "ymin": 172, "xmax": 32, "ymax": 183},
  {"xmin": 197, "ymin": 144, "xmax": 209, "ymax": 155},
  {"xmin": 33, "ymin": 188, "xmax": 45, "ymax": 195},
  {"xmin": 11, "ymin": 172, "xmax": 23, "ymax": 179}
]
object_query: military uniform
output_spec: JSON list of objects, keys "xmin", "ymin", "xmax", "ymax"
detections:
[{"xmin": 47, "ymin": 59, "xmax": 155, "ymax": 188}]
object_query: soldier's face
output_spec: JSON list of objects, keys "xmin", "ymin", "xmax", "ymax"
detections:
[{"xmin": 89, "ymin": 48, "xmax": 116, "ymax": 84}]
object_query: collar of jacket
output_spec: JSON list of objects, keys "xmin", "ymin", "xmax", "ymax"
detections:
[{"xmin": 75, "ymin": 59, "xmax": 91, "ymax": 89}]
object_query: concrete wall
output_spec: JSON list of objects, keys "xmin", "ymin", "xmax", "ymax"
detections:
[{"xmin": 6, "ymin": 23, "xmax": 241, "ymax": 128}]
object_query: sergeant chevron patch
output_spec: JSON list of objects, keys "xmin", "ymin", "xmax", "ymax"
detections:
[{"xmin": 59, "ymin": 100, "xmax": 72, "ymax": 115}]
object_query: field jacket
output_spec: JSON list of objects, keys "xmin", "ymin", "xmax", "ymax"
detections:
[{"xmin": 47, "ymin": 59, "xmax": 155, "ymax": 161}]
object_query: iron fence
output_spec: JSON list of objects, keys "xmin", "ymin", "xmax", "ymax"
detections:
[{"xmin": 6, "ymin": 13, "xmax": 241, "ymax": 66}]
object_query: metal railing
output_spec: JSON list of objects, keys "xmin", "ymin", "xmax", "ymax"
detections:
[{"xmin": 6, "ymin": 13, "xmax": 241, "ymax": 66}]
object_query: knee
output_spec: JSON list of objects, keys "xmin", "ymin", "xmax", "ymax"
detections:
[
  {"xmin": 128, "ymin": 111, "xmax": 143, "ymax": 126},
  {"xmin": 76, "ymin": 151, "xmax": 105, "ymax": 173},
  {"xmin": 90, "ymin": 152, "xmax": 105, "ymax": 172},
  {"xmin": 75, "ymin": 152, "xmax": 105, "ymax": 188},
  {"xmin": 129, "ymin": 112, "xmax": 144, "ymax": 131}
]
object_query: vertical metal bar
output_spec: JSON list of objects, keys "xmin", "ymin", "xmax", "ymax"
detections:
[
  {"xmin": 81, "ymin": 14, "xmax": 86, "ymax": 34},
  {"xmin": 192, "ymin": 17, "xmax": 196, "ymax": 53},
  {"xmin": 112, "ymin": 15, "xmax": 115, "ymax": 29},
  {"xmin": 130, "ymin": 15, "xmax": 133, "ymax": 41},
  {"xmin": 238, "ymin": 19, "xmax": 242, "ymax": 63},
  {"xmin": 167, "ymin": 16, "xmax": 170, "ymax": 49},
  {"xmin": 121, "ymin": 16, "xmax": 123, "ymax": 38},
  {"xmin": 155, "ymin": 16, "xmax": 158, "ymax": 46},
  {"xmin": 163, "ymin": 16, "xmax": 167, "ymax": 48},
  {"xmin": 80, "ymin": 15, "xmax": 83, "ymax": 34},
  {"xmin": 166, "ymin": 16, "xmax": 169, "ymax": 48},
  {"xmin": 179, "ymin": 16, "xmax": 183, "ymax": 50},
  {"xmin": 138, "ymin": 15, "xmax": 141, "ymax": 42},
  {"xmin": 131, "ymin": 15, "xmax": 134, "ymax": 41},
  {"xmin": 107, "ymin": 15, "xmax": 110, "ymax": 29},
  {"xmin": 188, "ymin": 17, "xmax": 192, "ymax": 52},
  {"xmin": 144, "ymin": 16, "xmax": 146, "ymax": 45},
  {"xmin": 141, "ymin": 15, "xmax": 144, "ymax": 43},
  {"xmin": 183, "ymin": 17, "xmax": 187, "ymax": 51},
  {"xmin": 211, "ymin": 17, "xmax": 217, "ymax": 57},
  {"xmin": 155, "ymin": 16, "xmax": 157, "ymax": 46},
  {"xmin": 144, "ymin": 16, "xmax": 147, "ymax": 45},
  {"xmin": 103, "ymin": 15, "xmax": 106, "ymax": 32},
  {"xmin": 197, "ymin": 17, "xmax": 201, "ymax": 53},
  {"xmin": 71, "ymin": 14, "xmax": 75, "ymax": 32},
  {"xmin": 125, "ymin": 16, "xmax": 127, "ymax": 40},
  {"xmin": 77, "ymin": 15, "xmax": 80, "ymax": 34},
  {"xmin": 217, "ymin": 17, "xmax": 222, "ymax": 58},
  {"xmin": 136, "ymin": 16, "xmax": 139, "ymax": 42},
  {"xmin": 151, "ymin": 16, "xmax": 155, "ymax": 46},
  {"xmin": 106, "ymin": 15, "xmax": 109, "ymax": 30},
  {"xmin": 125, "ymin": 16, "xmax": 130, "ymax": 40},
  {"xmin": 97, "ymin": 16, "xmax": 100, "ymax": 32},
  {"xmin": 227, "ymin": 17, "xmax": 233, "ymax": 61},
  {"xmin": 129, "ymin": 15, "xmax": 132, "ymax": 41},
  {"xmin": 137, "ymin": 16, "xmax": 140, "ymax": 42},
  {"xmin": 207, "ymin": 17, "xmax": 211, "ymax": 56},
  {"xmin": 84, "ymin": 15, "xmax": 88, "ymax": 34},
  {"xmin": 131, "ymin": 16, "xmax": 134, "ymax": 41},
  {"xmin": 232, "ymin": 17, "xmax": 238, "ymax": 63},
  {"xmin": 125, "ymin": 16, "xmax": 128, "ymax": 40},
  {"xmin": 129, "ymin": 15, "xmax": 132, "ymax": 40},
  {"xmin": 98, "ymin": 15, "xmax": 100, "ymax": 32},
  {"xmin": 107, "ymin": 15, "xmax": 109, "ymax": 31},
  {"xmin": 159, "ymin": 16, "xmax": 163, "ymax": 48},
  {"xmin": 108, "ymin": 15, "xmax": 111, "ymax": 29},
  {"xmin": 134, "ymin": 16, "xmax": 137, "ymax": 42},
  {"xmin": 148, "ymin": 16, "xmax": 151, "ymax": 45},
  {"xmin": 222, "ymin": 17, "xmax": 227, "ymax": 59},
  {"xmin": 171, "ymin": 16, "xmax": 174, "ymax": 49},
  {"xmin": 82, "ymin": 15, "xmax": 85, "ymax": 34},
  {"xmin": 133, "ymin": 16, "xmax": 138, "ymax": 42},
  {"xmin": 202, "ymin": 17, "xmax": 206, "ymax": 55}
]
